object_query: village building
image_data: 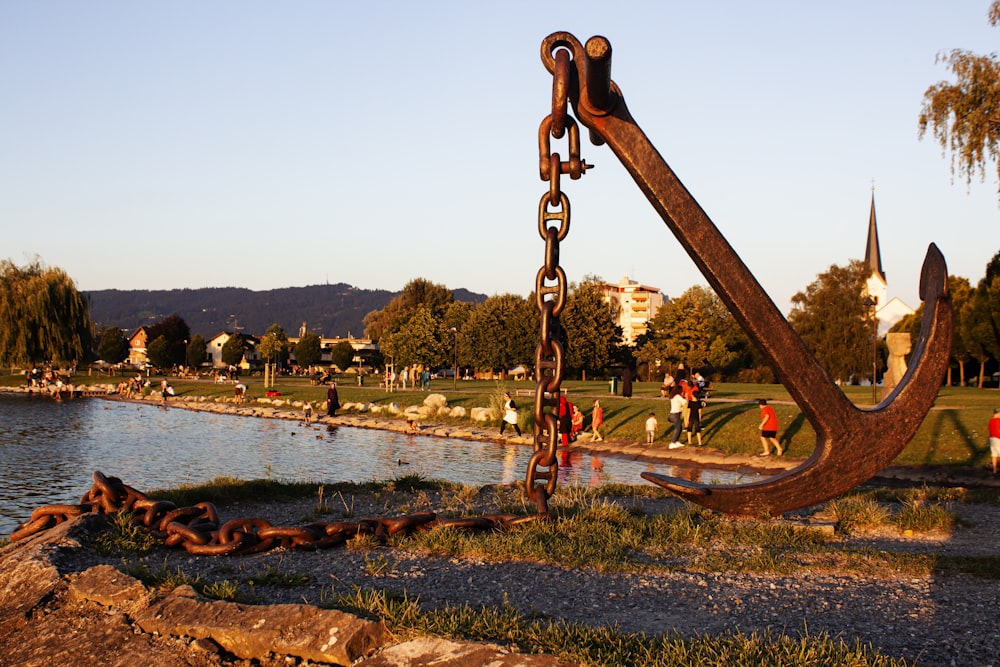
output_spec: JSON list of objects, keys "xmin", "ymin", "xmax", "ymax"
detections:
[{"xmin": 599, "ymin": 275, "xmax": 665, "ymax": 345}]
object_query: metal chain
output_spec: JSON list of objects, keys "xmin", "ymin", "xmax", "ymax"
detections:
[
  {"xmin": 527, "ymin": 45, "xmax": 590, "ymax": 515},
  {"xmin": 11, "ymin": 471, "xmax": 539, "ymax": 554}
]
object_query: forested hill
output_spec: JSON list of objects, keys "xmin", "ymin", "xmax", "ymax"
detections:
[{"xmin": 86, "ymin": 284, "xmax": 487, "ymax": 339}]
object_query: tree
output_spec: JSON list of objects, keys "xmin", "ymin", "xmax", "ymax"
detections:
[
  {"xmin": 97, "ymin": 327, "xmax": 129, "ymax": 366},
  {"xmin": 186, "ymin": 334, "xmax": 207, "ymax": 370},
  {"xmin": 788, "ymin": 260, "xmax": 874, "ymax": 383},
  {"xmin": 258, "ymin": 324, "xmax": 289, "ymax": 368},
  {"xmin": 363, "ymin": 278, "xmax": 454, "ymax": 342},
  {"xmin": 380, "ymin": 305, "xmax": 445, "ymax": 369},
  {"xmin": 0, "ymin": 258, "xmax": 93, "ymax": 367},
  {"xmin": 460, "ymin": 294, "xmax": 536, "ymax": 375},
  {"xmin": 963, "ymin": 275, "xmax": 1000, "ymax": 387},
  {"xmin": 919, "ymin": 1, "xmax": 1000, "ymax": 197},
  {"xmin": 636, "ymin": 285, "xmax": 750, "ymax": 381},
  {"xmin": 145, "ymin": 314, "xmax": 190, "ymax": 368},
  {"xmin": 221, "ymin": 334, "xmax": 247, "ymax": 368},
  {"xmin": 561, "ymin": 277, "xmax": 621, "ymax": 379},
  {"xmin": 146, "ymin": 335, "xmax": 172, "ymax": 370},
  {"xmin": 293, "ymin": 332, "xmax": 322, "ymax": 369},
  {"xmin": 328, "ymin": 341, "xmax": 355, "ymax": 372}
]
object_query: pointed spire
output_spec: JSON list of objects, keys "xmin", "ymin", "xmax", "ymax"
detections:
[{"xmin": 864, "ymin": 189, "xmax": 885, "ymax": 284}]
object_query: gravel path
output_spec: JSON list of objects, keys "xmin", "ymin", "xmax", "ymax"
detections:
[{"xmin": 54, "ymin": 486, "xmax": 1000, "ymax": 667}]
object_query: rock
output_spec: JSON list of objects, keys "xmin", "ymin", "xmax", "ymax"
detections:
[
  {"xmin": 423, "ymin": 394, "xmax": 448, "ymax": 410},
  {"xmin": 135, "ymin": 589, "xmax": 390, "ymax": 665},
  {"xmin": 357, "ymin": 636, "xmax": 573, "ymax": 666},
  {"xmin": 69, "ymin": 564, "xmax": 150, "ymax": 616}
]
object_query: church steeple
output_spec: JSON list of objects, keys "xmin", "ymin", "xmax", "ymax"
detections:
[
  {"xmin": 863, "ymin": 189, "xmax": 887, "ymax": 309},
  {"xmin": 864, "ymin": 191, "xmax": 885, "ymax": 284}
]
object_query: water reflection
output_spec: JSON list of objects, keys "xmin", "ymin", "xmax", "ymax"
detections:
[{"xmin": 0, "ymin": 394, "xmax": 759, "ymax": 535}]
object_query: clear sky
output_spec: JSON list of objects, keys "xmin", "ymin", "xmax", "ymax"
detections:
[{"xmin": 2, "ymin": 1, "xmax": 998, "ymax": 314}]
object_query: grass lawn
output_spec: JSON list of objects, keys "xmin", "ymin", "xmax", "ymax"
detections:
[{"xmin": 4, "ymin": 369, "xmax": 999, "ymax": 470}]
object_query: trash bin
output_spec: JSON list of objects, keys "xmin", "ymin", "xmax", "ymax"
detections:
[{"xmin": 609, "ymin": 377, "xmax": 618, "ymax": 395}]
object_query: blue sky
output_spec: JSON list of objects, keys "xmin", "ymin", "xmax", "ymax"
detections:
[{"xmin": 2, "ymin": 1, "xmax": 998, "ymax": 315}]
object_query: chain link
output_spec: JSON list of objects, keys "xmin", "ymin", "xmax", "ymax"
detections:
[
  {"xmin": 527, "ymin": 44, "xmax": 591, "ymax": 515},
  {"xmin": 10, "ymin": 471, "xmax": 537, "ymax": 554}
]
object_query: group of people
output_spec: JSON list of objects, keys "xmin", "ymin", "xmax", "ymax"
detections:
[
  {"xmin": 646, "ymin": 375, "xmax": 705, "ymax": 449},
  {"xmin": 500, "ymin": 393, "xmax": 605, "ymax": 444}
]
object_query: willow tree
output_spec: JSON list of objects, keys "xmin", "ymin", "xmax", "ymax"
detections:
[
  {"xmin": 919, "ymin": 1, "xmax": 1000, "ymax": 197},
  {"xmin": 0, "ymin": 259, "xmax": 93, "ymax": 368}
]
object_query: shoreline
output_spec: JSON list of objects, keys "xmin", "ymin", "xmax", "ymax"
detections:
[{"xmin": 4, "ymin": 383, "xmax": 997, "ymax": 491}]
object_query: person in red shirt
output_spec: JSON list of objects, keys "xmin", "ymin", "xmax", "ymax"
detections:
[
  {"xmin": 988, "ymin": 408, "xmax": 1000, "ymax": 476},
  {"xmin": 758, "ymin": 399, "xmax": 784, "ymax": 456}
]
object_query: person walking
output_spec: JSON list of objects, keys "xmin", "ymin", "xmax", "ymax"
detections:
[
  {"xmin": 989, "ymin": 408, "xmax": 1000, "ymax": 476},
  {"xmin": 500, "ymin": 392, "xmax": 521, "ymax": 437},
  {"xmin": 326, "ymin": 381, "xmax": 340, "ymax": 417},
  {"xmin": 645, "ymin": 412, "xmax": 658, "ymax": 444},
  {"xmin": 758, "ymin": 399, "xmax": 784, "ymax": 456},
  {"xmin": 621, "ymin": 367, "xmax": 633, "ymax": 398},
  {"xmin": 591, "ymin": 399, "xmax": 604, "ymax": 441},
  {"xmin": 667, "ymin": 385, "xmax": 686, "ymax": 449}
]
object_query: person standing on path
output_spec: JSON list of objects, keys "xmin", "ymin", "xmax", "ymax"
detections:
[
  {"xmin": 667, "ymin": 385, "xmax": 686, "ymax": 449},
  {"xmin": 758, "ymin": 399, "xmax": 784, "ymax": 456},
  {"xmin": 500, "ymin": 392, "xmax": 521, "ymax": 437},
  {"xmin": 989, "ymin": 408, "xmax": 1000, "ymax": 476},
  {"xmin": 591, "ymin": 399, "xmax": 604, "ymax": 441},
  {"xmin": 326, "ymin": 381, "xmax": 340, "ymax": 417}
]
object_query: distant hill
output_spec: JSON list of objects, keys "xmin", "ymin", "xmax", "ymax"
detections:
[{"xmin": 86, "ymin": 284, "xmax": 487, "ymax": 339}]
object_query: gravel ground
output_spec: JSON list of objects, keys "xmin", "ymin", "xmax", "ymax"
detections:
[{"xmin": 53, "ymin": 484, "xmax": 1000, "ymax": 667}]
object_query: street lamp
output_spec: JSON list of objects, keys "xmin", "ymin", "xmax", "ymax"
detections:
[
  {"xmin": 862, "ymin": 296, "xmax": 878, "ymax": 404},
  {"xmin": 450, "ymin": 327, "xmax": 458, "ymax": 390}
]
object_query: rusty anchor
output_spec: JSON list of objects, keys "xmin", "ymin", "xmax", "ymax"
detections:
[{"xmin": 541, "ymin": 32, "xmax": 953, "ymax": 516}]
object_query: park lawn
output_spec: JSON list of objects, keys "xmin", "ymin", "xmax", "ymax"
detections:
[{"xmin": 3, "ymin": 371, "xmax": 997, "ymax": 470}]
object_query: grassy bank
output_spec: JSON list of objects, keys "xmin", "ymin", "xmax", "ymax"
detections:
[{"xmin": 3, "ymin": 371, "xmax": 998, "ymax": 469}]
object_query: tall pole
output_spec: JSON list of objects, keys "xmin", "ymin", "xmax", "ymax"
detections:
[
  {"xmin": 863, "ymin": 296, "xmax": 878, "ymax": 404},
  {"xmin": 450, "ymin": 328, "xmax": 458, "ymax": 390}
]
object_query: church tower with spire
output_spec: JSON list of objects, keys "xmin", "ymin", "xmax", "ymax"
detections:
[{"xmin": 863, "ymin": 191, "xmax": 887, "ymax": 309}]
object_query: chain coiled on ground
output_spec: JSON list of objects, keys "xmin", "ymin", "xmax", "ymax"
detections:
[
  {"xmin": 10, "ymin": 471, "xmax": 540, "ymax": 554},
  {"xmin": 527, "ymin": 40, "xmax": 591, "ymax": 515}
]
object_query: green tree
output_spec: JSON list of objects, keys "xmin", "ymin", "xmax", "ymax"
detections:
[
  {"xmin": 328, "ymin": 341, "xmax": 355, "ymax": 372},
  {"xmin": 97, "ymin": 327, "xmax": 129, "ymax": 366},
  {"xmin": 186, "ymin": 334, "xmax": 207, "ymax": 370},
  {"xmin": 963, "ymin": 274, "xmax": 1000, "ymax": 387},
  {"xmin": 146, "ymin": 335, "xmax": 172, "ymax": 370},
  {"xmin": 221, "ymin": 334, "xmax": 247, "ymax": 368},
  {"xmin": 461, "ymin": 294, "xmax": 536, "ymax": 375},
  {"xmin": 363, "ymin": 278, "xmax": 454, "ymax": 342},
  {"xmin": 380, "ymin": 305, "xmax": 445, "ymax": 369},
  {"xmin": 561, "ymin": 277, "xmax": 621, "ymax": 379},
  {"xmin": 788, "ymin": 260, "xmax": 873, "ymax": 384},
  {"xmin": 293, "ymin": 332, "xmax": 322, "ymax": 369},
  {"xmin": 919, "ymin": 1, "xmax": 1000, "ymax": 197},
  {"xmin": 145, "ymin": 314, "xmax": 190, "ymax": 368},
  {"xmin": 0, "ymin": 258, "xmax": 93, "ymax": 367},
  {"xmin": 637, "ymin": 285, "xmax": 749, "ymax": 380},
  {"xmin": 258, "ymin": 325, "xmax": 289, "ymax": 367}
]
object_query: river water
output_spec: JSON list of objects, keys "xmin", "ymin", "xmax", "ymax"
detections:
[{"xmin": 0, "ymin": 393, "xmax": 756, "ymax": 536}]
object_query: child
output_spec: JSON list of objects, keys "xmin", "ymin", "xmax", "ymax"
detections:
[
  {"xmin": 591, "ymin": 399, "xmax": 604, "ymax": 441},
  {"xmin": 645, "ymin": 412, "xmax": 658, "ymax": 444}
]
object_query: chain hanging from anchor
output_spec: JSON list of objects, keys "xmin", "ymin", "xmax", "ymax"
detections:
[{"xmin": 526, "ymin": 46, "xmax": 591, "ymax": 515}]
